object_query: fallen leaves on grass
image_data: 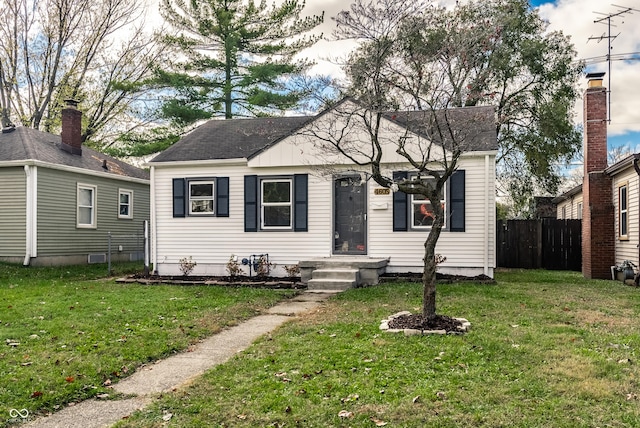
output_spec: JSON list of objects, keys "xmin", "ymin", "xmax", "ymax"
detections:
[
  {"xmin": 338, "ymin": 410, "xmax": 353, "ymax": 418},
  {"xmin": 370, "ymin": 417, "xmax": 388, "ymax": 426}
]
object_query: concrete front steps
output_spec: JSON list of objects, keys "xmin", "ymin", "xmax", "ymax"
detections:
[
  {"xmin": 306, "ymin": 268, "xmax": 360, "ymax": 291},
  {"xmin": 300, "ymin": 257, "xmax": 389, "ymax": 291}
]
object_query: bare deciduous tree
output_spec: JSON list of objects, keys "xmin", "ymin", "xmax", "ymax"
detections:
[{"xmin": 0, "ymin": 0, "xmax": 165, "ymax": 146}]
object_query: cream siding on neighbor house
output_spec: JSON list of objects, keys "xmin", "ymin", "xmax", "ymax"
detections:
[
  {"xmin": 556, "ymin": 194, "xmax": 584, "ymax": 219},
  {"xmin": 152, "ymin": 164, "xmax": 333, "ymax": 276},
  {"xmin": 36, "ymin": 167, "xmax": 150, "ymax": 259},
  {"xmin": 0, "ymin": 167, "xmax": 27, "ymax": 259},
  {"xmin": 612, "ymin": 167, "xmax": 639, "ymax": 266}
]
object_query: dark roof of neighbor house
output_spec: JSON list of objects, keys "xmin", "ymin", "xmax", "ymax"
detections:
[
  {"xmin": 0, "ymin": 126, "xmax": 149, "ymax": 180},
  {"xmin": 150, "ymin": 101, "xmax": 497, "ymax": 163}
]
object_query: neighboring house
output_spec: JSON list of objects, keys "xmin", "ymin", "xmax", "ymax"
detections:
[
  {"xmin": 553, "ymin": 72, "xmax": 639, "ymax": 279},
  {"xmin": 0, "ymin": 101, "xmax": 150, "ymax": 266},
  {"xmin": 148, "ymin": 99, "xmax": 497, "ymax": 282},
  {"xmin": 553, "ymin": 185, "xmax": 583, "ymax": 220}
]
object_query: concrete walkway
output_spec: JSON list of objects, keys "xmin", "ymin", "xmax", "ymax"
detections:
[{"xmin": 22, "ymin": 291, "xmax": 338, "ymax": 428}]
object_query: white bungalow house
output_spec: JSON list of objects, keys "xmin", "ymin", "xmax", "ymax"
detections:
[{"xmin": 147, "ymin": 99, "xmax": 497, "ymax": 287}]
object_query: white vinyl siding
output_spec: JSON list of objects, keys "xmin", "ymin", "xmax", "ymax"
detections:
[
  {"xmin": 368, "ymin": 156, "xmax": 495, "ymax": 273},
  {"xmin": 152, "ymin": 154, "xmax": 496, "ymax": 277},
  {"xmin": 153, "ymin": 165, "xmax": 332, "ymax": 277}
]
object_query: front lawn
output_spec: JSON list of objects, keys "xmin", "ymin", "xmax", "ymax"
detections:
[
  {"xmin": 0, "ymin": 262, "xmax": 296, "ymax": 426},
  {"xmin": 116, "ymin": 270, "xmax": 640, "ymax": 427}
]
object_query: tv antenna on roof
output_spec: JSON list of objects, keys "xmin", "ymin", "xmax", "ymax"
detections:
[{"xmin": 588, "ymin": 4, "xmax": 639, "ymax": 122}]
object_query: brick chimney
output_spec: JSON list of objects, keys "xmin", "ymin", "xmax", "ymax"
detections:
[
  {"xmin": 582, "ymin": 72, "xmax": 614, "ymax": 279},
  {"xmin": 60, "ymin": 99, "xmax": 82, "ymax": 155}
]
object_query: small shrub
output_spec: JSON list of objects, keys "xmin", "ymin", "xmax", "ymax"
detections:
[
  {"xmin": 255, "ymin": 256, "xmax": 275, "ymax": 278},
  {"xmin": 226, "ymin": 255, "xmax": 243, "ymax": 277},
  {"xmin": 178, "ymin": 256, "xmax": 197, "ymax": 276},
  {"xmin": 284, "ymin": 264, "xmax": 300, "ymax": 278}
]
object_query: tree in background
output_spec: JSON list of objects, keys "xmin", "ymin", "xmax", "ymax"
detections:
[
  {"xmin": 335, "ymin": 0, "xmax": 583, "ymax": 214},
  {"xmin": 156, "ymin": 0, "xmax": 324, "ymax": 123},
  {"xmin": 0, "ymin": 0, "xmax": 165, "ymax": 145}
]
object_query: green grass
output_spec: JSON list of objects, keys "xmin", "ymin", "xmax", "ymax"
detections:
[
  {"xmin": 0, "ymin": 262, "xmax": 296, "ymax": 426},
  {"xmin": 114, "ymin": 270, "xmax": 640, "ymax": 427}
]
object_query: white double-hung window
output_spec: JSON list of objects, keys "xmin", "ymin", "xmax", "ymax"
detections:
[
  {"xmin": 261, "ymin": 178, "xmax": 292, "ymax": 229},
  {"xmin": 77, "ymin": 183, "xmax": 97, "ymax": 228},
  {"xmin": 118, "ymin": 189, "xmax": 133, "ymax": 219},
  {"xmin": 189, "ymin": 180, "xmax": 215, "ymax": 215}
]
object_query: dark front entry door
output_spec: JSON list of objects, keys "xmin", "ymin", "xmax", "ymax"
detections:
[{"xmin": 334, "ymin": 175, "xmax": 366, "ymax": 255}]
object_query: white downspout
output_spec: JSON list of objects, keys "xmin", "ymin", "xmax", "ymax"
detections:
[
  {"xmin": 484, "ymin": 154, "xmax": 490, "ymax": 276},
  {"xmin": 23, "ymin": 165, "xmax": 37, "ymax": 265},
  {"xmin": 150, "ymin": 166, "xmax": 157, "ymax": 274}
]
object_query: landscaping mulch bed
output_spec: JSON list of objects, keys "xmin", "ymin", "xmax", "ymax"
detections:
[
  {"xmin": 118, "ymin": 274, "xmax": 304, "ymax": 289},
  {"xmin": 380, "ymin": 272, "xmax": 496, "ymax": 284},
  {"xmin": 387, "ymin": 313, "xmax": 464, "ymax": 332}
]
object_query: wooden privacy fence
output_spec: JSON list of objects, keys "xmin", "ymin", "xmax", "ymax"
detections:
[{"xmin": 496, "ymin": 219, "xmax": 582, "ymax": 271}]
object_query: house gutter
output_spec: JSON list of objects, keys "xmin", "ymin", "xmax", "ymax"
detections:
[
  {"xmin": 484, "ymin": 154, "xmax": 490, "ymax": 276},
  {"xmin": 633, "ymin": 155, "xmax": 640, "ymax": 279},
  {"xmin": 150, "ymin": 166, "xmax": 158, "ymax": 274},
  {"xmin": 23, "ymin": 165, "xmax": 37, "ymax": 266}
]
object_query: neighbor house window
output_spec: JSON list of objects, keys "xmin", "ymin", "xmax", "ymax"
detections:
[
  {"xmin": 410, "ymin": 176, "xmax": 445, "ymax": 229},
  {"xmin": 189, "ymin": 180, "xmax": 215, "ymax": 215},
  {"xmin": 77, "ymin": 183, "xmax": 97, "ymax": 228},
  {"xmin": 619, "ymin": 183, "xmax": 628, "ymax": 239},
  {"xmin": 118, "ymin": 189, "xmax": 133, "ymax": 219},
  {"xmin": 261, "ymin": 178, "xmax": 292, "ymax": 229},
  {"xmin": 576, "ymin": 202, "xmax": 583, "ymax": 220},
  {"xmin": 561, "ymin": 206, "xmax": 566, "ymax": 219}
]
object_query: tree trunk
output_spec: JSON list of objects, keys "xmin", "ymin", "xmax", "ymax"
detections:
[{"xmin": 422, "ymin": 201, "xmax": 444, "ymax": 320}]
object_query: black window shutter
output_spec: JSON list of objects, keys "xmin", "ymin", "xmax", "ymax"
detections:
[
  {"xmin": 294, "ymin": 174, "xmax": 308, "ymax": 232},
  {"xmin": 449, "ymin": 170, "xmax": 465, "ymax": 232},
  {"xmin": 216, "ymin": 177, "xmax": 229, "ymax": 217},
  {"xmin": 244, "ymin": 175, "xmax": 258, "ymax": 232},
  {"xmin": 172, "ymin": 178, "xmax": 186, "ymax": 218},
  {"xmin": 392, "ymin": 171, "xmax": 408, "ymax": 231}
]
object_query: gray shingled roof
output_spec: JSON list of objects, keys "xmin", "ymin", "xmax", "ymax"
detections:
[
  {"xmin": 149, "ymin": 101, "xmax": 497, "ymax": 163},
  {"xmin": 0, "ymin": 126, "xmax": 149, "ymax": 180},
  {"xmin": 150, "ymin": 116, "xmax": 313, "ymax": 163},
  {"xmin": 383, "ymin": 105, "xmax": 498, "ymax": 152}
]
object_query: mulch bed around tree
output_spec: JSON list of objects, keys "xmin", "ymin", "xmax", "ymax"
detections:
[
  {"xmin": 388, "ymin": 313, "xmax": 464, "ymax": 332},
  {"xmin": 380, "ymin": 272, "xmax": 496, "ymax": 284}
]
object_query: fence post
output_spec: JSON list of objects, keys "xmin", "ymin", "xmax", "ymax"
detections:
[{"xmin": 107, "ymin": 232, "xmax": 112, "ymax": 275}]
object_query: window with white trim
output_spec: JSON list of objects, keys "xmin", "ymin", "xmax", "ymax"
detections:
[
  {"xmin": 118, "ymin": 189, "xmax": 133, "ymax": 219},
  {"xmin": 410, "ymin": 176, "xmax": 445, "ymax": 229},
  {"xmin": 189, "ymin": 180, "xmax": 215, "ymax": 215},
  {"xmin": 261, "ymin": 178, "xmax": 292, "ymax": 229},
  {"xmin": 619, "ymin": 183, "xmax": 628, "ymax": 239},
  {"xmin": 77, "ymin": 183, "xmax": 96, "ymax": 228},
  {"xmin": 576, "ymin": 202, "xmax": 583, "ymax": 220}
]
